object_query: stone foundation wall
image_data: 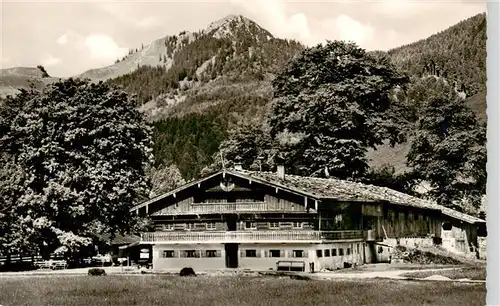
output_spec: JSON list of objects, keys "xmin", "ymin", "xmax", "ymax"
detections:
[{"xmin": 382, "ymin": 237, "xmax": 434, "ymax": 249}]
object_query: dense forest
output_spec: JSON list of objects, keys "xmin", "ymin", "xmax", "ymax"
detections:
[{"xmin": 387, "ymin": 13, "xmax": 486, "ymax": 97}]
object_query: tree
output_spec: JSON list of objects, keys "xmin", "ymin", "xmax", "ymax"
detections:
[
  {"xmin": 270, "ymin": 41, "xmax": 408, "ymax": 179},
  {"xmin": 406, "ymin": 84, "xmax": 486, "ymax": 211},
  {"xmin": 221, "ymin": 116, "xmax": 276, "ymax": 168},
  {"xmin": 148, "ymin": 164, "xmax": 186, "ymax": 198},
  {"xmin": 36, "ymin": 65, "xmax": 50, "ymax": 78},
  {"xmin": 363, "ymin": 163, "xmax": 418, "ymax": 195},
  {"xmin": 0, "ymin": 79, "xmax": 154, "ymax": 257}
]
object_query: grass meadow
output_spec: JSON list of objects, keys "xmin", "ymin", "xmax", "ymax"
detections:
[
  {"xmin": 401, "ymin": 266, "xmax": 487, "ymax": 280},
  {"xmin": 0, "ymin": 275, "xmax": 486, "ymax": 306}
]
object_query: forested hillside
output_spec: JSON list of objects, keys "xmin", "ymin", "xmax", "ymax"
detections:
[
  {"xmin": 136, "ymin": 13, "xmax": 486, "ymax": 181},
  {"xmin": 0, "ymin": 14, "xmax": 487, "ymax": 184},
  {"xmin": 107, "ymin": 15, "xmax": 304, "ymax": 179},
  {"xmin": 387, "ymin": 13, "xmax": 486, "ymax": 97}
]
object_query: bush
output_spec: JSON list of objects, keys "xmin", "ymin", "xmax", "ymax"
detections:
[
  {"xmin": 0, "ymin": 261, "xmax": 37, "ymax": 272},
  {"xmin": 179, "ymin": 267, "xmax": 196, "ymax": 277},
  {"xmin": 88, "ymin": 268, "xmax": 107, "ymax": 276}
]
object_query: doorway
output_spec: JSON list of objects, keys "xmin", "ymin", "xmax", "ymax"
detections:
[
  {"xmin": 225, "ymin": 243, "xmax": 239, "ymax": 268},
  {"xmin": 226, "ymin": 214, "xmax": 238, "ymax": 231}
]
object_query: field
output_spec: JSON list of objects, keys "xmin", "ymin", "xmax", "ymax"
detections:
[
  {"xmin": 400, "ymin": 266, "xmax": 487, "ymax": 280},
  {"xmin": 0, "ymin": 275, "xmax": 486, "ymax": 306}
]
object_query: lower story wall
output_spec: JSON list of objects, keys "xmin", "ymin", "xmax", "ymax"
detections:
[
  {"xmin": 364, "ymin": 243, "xmax": 393, "ymax": 264},
  {"xmin": 152, "ymin": 244, "xmax": 226, "ymax": 272},
  {"xmin": 313, "ymin": 242, "xmax": 364, "ymax": 271},
  {"xmin": 152, "ymin": 241, "xmax": 364, "ymax": 272}
]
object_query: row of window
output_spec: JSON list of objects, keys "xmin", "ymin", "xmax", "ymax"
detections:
[
  {"xmin": 386, "ymin": 210, "xmax": 429, "ymax": 222},
  {"xmin": 242, "ymin": 249, "xmax": 307, "ymax": 258},
  {"xmin": 316, "ymin": 247, "xmax": 353, "ymax": 258},
  {"xmin": 161, "ymin": 221, "xmax": 307, "ymax": 231},
  {"xmin": 162, "ymin": 247, "xmax": 358, "ymax": 259},
  {"xmin": 163, "ymin": 250, "xmax": 222, "ymax": 258},
  {"xmin": 245, "ymin": 221, "xmax": 305, "ymax": 229}
]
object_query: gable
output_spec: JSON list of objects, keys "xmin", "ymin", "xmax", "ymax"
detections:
[{"xmin": 132, "ymin": 171, "xmax": 314, "ymax": 216}]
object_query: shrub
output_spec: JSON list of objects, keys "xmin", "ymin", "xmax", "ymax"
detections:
[
  {"xmin": 0, "ymin": 261, "xmax": 37, "ymax": 272},
  {"xmin": 179, "ymin": 267, "xmax": 196, "ymax": 276},
  {"xmin": 88, "ymin": 268, "xmax": 107, "ymax": 276}
]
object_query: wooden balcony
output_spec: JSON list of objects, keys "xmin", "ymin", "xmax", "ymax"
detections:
[
  {"xmin": 156, "ymin": 202, "xmax": 309, "ymax": 216},
  {"xmin": 140, "ymin": 230, "xmax": 364, "ymax": 244}
]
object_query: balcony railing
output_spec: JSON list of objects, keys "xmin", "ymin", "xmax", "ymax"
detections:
[
  {"xmin": 155, "ymin": 202, "xmax": 309, "ymax": 216},
  {"xmin": 140, "ymin": 230, "xmax": 363, "ymax": 244}
]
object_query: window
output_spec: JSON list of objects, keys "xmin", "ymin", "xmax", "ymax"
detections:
[
  {"xmin": 186, "ymin": 223, "xmax": 196, "ymax": 230},
  {"xmin": 174, "ymin": 223, "xmax": 186, "ymax": 230},
  {"xmin": 357, "ymin": 244, "xmax": 360, "ymax": 254},
  {"xmin": 269, "ymin": 250, "xmax": 281, "ymax": 258},
  {"xmin": 246, "ymin": 250, "xmax": 257, "ymax": 258},
  {"xmin": 292, "ymin": 222, "xmax": 303, "ymax": 229},
  {"xmin": 293, "ymin": 250, "xmax": 304, "ymax": 258},
  {"xmin": 347, "ymin": 248, "xmax": 351, "ymax": 255},
  {"xmin": 316, "ymin": 250, "xmax": 323, "ymax": 258},
  {"xmin": 163, "ymin": 224, "xmax": 174, "ymax": 231},
  {"xmin": 332, "ymin": 249, "xmax": 337, "ymax": 257},
  {"xmin": 339, "ymin": 248, "xmax": 344, "ymax": 256},
  {"xmin": 324, "ymin": 249, "xmax": 330, "ymax": 257},
  {"xmin": 206, "ymin": 223, "xmax": 216, "ymax": 230},
  {"xmin": 442, "ymin": 222, "xmax": 452, "ymax": 231},
  {"xmin": 163, "ymin": 250, "xmax": 175, "ymax": 258},
  {"xmin": 185, "ymin": 250, "xmax": 197, "ymax": 258},
  {"xmin": 245, "ymin": 222, "xmax": 257, "ymax": 230},
  {"xmin": 206, "ymin": 250, "xmax": 218, "ymax": 258},
  {"xmin": 269, "ymin": 222, "xmax": 280, "ymax": 229}
]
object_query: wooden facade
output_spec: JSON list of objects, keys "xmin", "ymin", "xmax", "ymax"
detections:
[{"xmin": 129, "ymin": 169, "xmax": 486, "ymax": 272}]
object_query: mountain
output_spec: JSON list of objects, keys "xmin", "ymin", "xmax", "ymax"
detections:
[
  {"xmin": 0, "ymin": 13, "xmax": 487, "ymax": 180},
  {"xmin": 0, "ymin": 67, "xmax": 60, "ymax": 98}
]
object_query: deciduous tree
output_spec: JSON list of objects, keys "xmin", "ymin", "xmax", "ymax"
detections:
[
  {"xmin": 406, "ymin": 84, "xmax": 486, "ymax": 211},
  {"xmin": 0, "ymin": 79, "xmax": 154, "ymax": 257},
  {"xmin": 270, "ymin": 41, "xmax": 408, "ymax": 179}
]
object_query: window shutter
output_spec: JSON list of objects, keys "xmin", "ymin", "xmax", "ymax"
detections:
[
  {"xmin": 256, "ymin": 250, "xmax": 261, "ymax": 258},
  {"xmin": 264, "ymin": 250, "xmax": 269, "ymax": 257},
  {"xmin": 200, "ymin": 250, "xmax": 206, "ymax": 258},
  {"xmin": 216, "ymin": 250, "xmax": 222, "ymax": 258},
  {"xmin": 280, "ymin": 250, "xmax": 285, "ymax": 258},
  {"xmin": 288, "ymin": 250, "xmax": 293, "ymax": 258},
  {"xmin": 240, "ymin": 250, "xmax": 246, "ymax": 258}
]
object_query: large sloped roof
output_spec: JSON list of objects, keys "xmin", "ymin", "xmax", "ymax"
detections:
[
  {"xmin": 131, "ymin": 168, "xmax": 484, "ymax": 225},
  {"xmin": 231, "ymin": 170, "xmax": 485, "ymax": 224}
]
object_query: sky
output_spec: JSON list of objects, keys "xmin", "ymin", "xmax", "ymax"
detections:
[{"xmin": 1, "ymin": 0, "xmax": 486, "ymax": 77}]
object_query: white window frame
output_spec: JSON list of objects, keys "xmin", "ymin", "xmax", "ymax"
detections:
[
  {"xmin": 206, "ymin": 222, "xmax": 216, "ymax": 230},
  {"xmin": 269, "ymin": 222, "xmax": 280, "ymax": 229},
  {"xmin": 245, "ymin": 221, "xmax": 257, "ymax": 230}
]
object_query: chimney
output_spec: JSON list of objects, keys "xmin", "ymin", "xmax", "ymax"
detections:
[
  {"xmin": 234, "ymin": 155, "xmax": 243, "ymax": 171},
  {"xmin": 275, "ymin": 155, "xmax": 285, "ymax": 180}
]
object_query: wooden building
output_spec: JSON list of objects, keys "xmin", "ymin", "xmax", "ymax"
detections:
[{"xmin": 127, "ymin": 162, "xmax": 486, "ymax": 272}]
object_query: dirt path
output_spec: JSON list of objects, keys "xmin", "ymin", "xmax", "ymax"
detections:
[{"xmin": 311, "ymin": 267, "xmax": 485, "ymax": 283}]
